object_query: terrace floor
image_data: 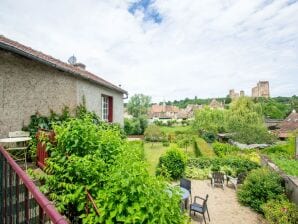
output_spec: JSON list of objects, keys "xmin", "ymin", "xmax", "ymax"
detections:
[{"xmin": 189, "ymin": 180, "xmax": 266, "ymax": 224}]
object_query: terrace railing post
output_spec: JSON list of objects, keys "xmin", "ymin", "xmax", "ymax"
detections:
[{"xmin": 25, "ymin": 187, "xmax": 29, "ymax": 223}]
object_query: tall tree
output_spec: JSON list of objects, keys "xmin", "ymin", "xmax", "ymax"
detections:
[
  {"xmin": 127, "ymin": 94, "xmax": 151, "ymax": 118},
  {"xmin": 227, "ymin": 97, "xmax": 274, "ymax": 144}
]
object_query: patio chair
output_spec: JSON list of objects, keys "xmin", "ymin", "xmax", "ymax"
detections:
[
  {"xmin": 227, "ymin": 172, "xmax": 247, "ymax": 190},
  {"xmin": 189, "ymin": 194, "xmax": 210, "ymax": 224},
  {"xmin": 211, "ymin": 171, "xmax": 225, "ymax": 189},
  {"xmin": 180, "ymin": 178, "xmax": 192, "ymax": 203}
]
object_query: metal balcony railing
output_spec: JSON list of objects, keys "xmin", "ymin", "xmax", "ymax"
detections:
[{"xmin": 0, "ymin": 146, "xmax": 68, "ymax": 224}]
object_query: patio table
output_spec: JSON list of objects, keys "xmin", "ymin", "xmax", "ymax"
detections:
[
  {"xmin": 180, "ymin": 187, "xmax": 190, "ymax": 210},
  {"xmin": 0, "ymin": 136, "xmax": 32, "ymax": 169}
]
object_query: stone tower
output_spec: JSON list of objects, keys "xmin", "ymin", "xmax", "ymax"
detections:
[{"xmin": 252, "ymin": 81, "xmax": 269, "ymax": 98}]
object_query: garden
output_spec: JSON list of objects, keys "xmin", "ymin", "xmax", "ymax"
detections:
[{"xmin": 24, "ymin": 96, "xmax": 298, "ymax": 224}]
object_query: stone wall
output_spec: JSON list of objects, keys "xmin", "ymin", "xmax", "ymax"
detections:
[
  {"xmin": 0, "ymin": 49, "xmax": 77, "ymax": 137},
  {"xmin": 0, "ymin": 49, "xmax": 124, "ymax": 137}
]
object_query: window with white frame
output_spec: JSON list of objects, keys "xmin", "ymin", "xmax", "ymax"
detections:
[{"xmin": 101, "ymin": 95, "xmax": 109, "ymax": 121}]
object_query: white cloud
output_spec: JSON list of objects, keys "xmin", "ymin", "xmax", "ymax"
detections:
[{"xmin": 0, "ymin": 0, "xmax": 297, "ymax": 102}]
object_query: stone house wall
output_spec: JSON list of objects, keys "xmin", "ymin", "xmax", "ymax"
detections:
[{"xmin": 0, "ymin": 49, "xmax": 124, "ymax": 137}]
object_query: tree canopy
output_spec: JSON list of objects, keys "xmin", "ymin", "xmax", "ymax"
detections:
[{"xmin": 127, "ymin": 94, "xmax": 151, "ymax": 118}]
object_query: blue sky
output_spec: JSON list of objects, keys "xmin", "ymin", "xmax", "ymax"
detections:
[
  {"xmin": 129, "ymin": 0, "xmax": 162, "ymax": 24},
  {"xmin": 0, "ymin": 0, "xmax": 297, "ymax": 102}
]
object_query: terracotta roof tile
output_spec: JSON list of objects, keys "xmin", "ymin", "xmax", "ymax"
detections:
[{"xmin": 0, "ymin": 35, "xmax": 127, "ymax": 94}]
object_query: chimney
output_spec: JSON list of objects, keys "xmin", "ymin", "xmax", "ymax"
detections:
[{"xmin": 73, "ymin": 62, "xmax": 86, "ymax": 70}]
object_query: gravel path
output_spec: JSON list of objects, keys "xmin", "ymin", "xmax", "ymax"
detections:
[{"xmin": 189, "ymin": 180, "xmax": 266, "ymax": 224}]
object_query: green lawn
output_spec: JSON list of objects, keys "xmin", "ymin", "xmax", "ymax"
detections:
[{"xmin": 144, "ymin": 142, "xmax": 169, "ymax": 175}]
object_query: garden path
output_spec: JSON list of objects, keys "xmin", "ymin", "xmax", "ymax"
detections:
[{"xmin": 190, "ymin": 180, "xmax": 267, "ymax": 224}]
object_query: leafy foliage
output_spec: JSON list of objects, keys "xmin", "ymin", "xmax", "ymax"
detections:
[
  {"xmin": 263, "ymin": 138, "xmax": 298, "ymax": 176},
  {"xmin": 40, "ymin": 116, "xmax": 185, "ymax": 223},
  {"xmin": 176, "ymin": 134, "xmax": 194, "ymax": 151},
  {"xmin": 187, "ymin": 156, "xmax": 259, "ymax": 175},
  {"xmin": 262, "ymin": 196, "xmax": 298, "ymax": 224},
  {"xmin": 127, "ymin": 94, "xmax": 151, "ymax": 118},
  {"xmin": 227, "ymin": 97, "xmax": 275, "ymax": 144},
  {"xmin": 193, "ymin": 140, "xmax": 202, "ymax": 157},
  {"xmin": 212, "ymin": 142, "xmax": 239, "ymax": 157},
  {"xmin": 156, "ymin": 147, "xmax": 187, "ymax": 180},
  {"xmin": 144, "ymin": 125, "xmax": 165, "ymax": 142},
  {"xmin": 192, "ymin": 107, "xmax": 227, "ymax": 134},
  {"xmin": 124, "ymin": 116, "xmax": 148, "ymax": 135},
  {"xmin": 237, "ymin": 168, "xmax": 284, "ymax": 213}
]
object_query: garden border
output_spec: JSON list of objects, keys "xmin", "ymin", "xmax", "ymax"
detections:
[{"xmin": 261, "ymin": 155, "xmax": 298, "ymax": 206}]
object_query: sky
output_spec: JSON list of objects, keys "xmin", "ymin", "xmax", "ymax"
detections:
[{"xmin": 0, "ymin": 0, "xmax": 298, "ymax": 102}]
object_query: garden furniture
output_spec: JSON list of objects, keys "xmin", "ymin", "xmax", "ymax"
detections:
[
  {"xmin": 180, "ymin": 186, "xmax": 190, "ymax": 210},
  {"xmin": 0, "ymin": 131, "xmax": 31, "ymax": 169},
  {"xmin": 189, "ymin": 194, "xmax": 210, "ymax": 224},
  {"xmin": 180, "ymin": 178, "xmax": 192, "ymax": 205},
  {"xmin": 211, "ymin": 171, "xmax": 225, "ymax": 189},
  {"xmin": 227, "ymin": 172, "xmax": 247, "ymax": 190}
]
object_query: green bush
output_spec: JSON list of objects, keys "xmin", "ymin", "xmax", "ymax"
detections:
[
  {"xmin": 157, "ymin": 147, "xmax": 187, "ymax": 180},
  {"xmin": 144, "ymin": 125, "xmax": 165, "ymax": 142},
  {"xmin": 162, "ymin": 140, "xmax": 170, "ymax": 147},
  {"xmin": 187, "ymin": 156, "xmax": 259, "ymax": 173},
  {"xmin": 193, "ymin": 140, "xmax": 202, "ymax": 157},
  {"xmin": 202, "ymin": 132, "xmax": 216, "ymax": 143},
  {"xmin": 262, "ymin": 196, "xmax": 298, "ymax": 224},
  {"xmin": 237, "ymin": 168, "xmax": 284, "ymax": 213},
  {"xmin": 124, "ymin": 116, "xmax": 148, "ymax": 135},
  {"xmin": 185, "ymin": 167, "xmax": 210, "ymax": 180},
  {"xmin": 212, "ymin": 142, "xmax": 239, "ymax": 157},
  {"xmin": 41, "ymin": 116, "xmax": 185, "ymax": 223}
]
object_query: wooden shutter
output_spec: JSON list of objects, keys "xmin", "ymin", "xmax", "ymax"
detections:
[{"xmin": 108, "ymin": 96, "xmax": 113, "ymax": 122}]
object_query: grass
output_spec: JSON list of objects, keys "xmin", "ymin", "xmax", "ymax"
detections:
[
  {"xmin": 144, "ymin": 142, "xmax": 169, "ymax": 175},
  {"xmin": 196, "ymin": 138, "xmax": 215, "ymax": 157},
  {"xmin": 159, "ymin": 125, "xmax": 193, "ymax": 134},
  {"xmin": 270, "ymin": 156, "xmax": 298, "ymax": 177}
]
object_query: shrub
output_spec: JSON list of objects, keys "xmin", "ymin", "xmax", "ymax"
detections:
[
  {"xmin": 187, "ymin": 156, "xmax": 259, "ymax": 173},
  {"xmin": 124, "ymin": 117, "xmax": 148, "ymax": 135},
  {"xmin": 202, "ymin": 132, "xmax": 216, "ymax": 143},
  {"xmin": 144, "ymin": 125, "xmax": 164, "ymax": 142},
  {"xmin": 237, "ymin": 168, "xmax": 284, "ymax": 213},
  {"xmin": 156, "ymin": 147, "xmax": 187, "ymax": 180},
  {"xmin": 262, "ymin": 196, "xmax": 298, "ymax": 224},
  {"xmin": 212, "ymin": 142, "xmax": 239, "ymax": 157},
  {"xmin": 185, "ymin": 167, "xmax": 210, "ymax": 180},
  {"xmin": 162, "ymin": 140, "xmax": 170, "ymax": 147},
  {"xmin": 193, "ymin": 140, "xmax": 202, "ymax": 157},
  {"xmin": 41, "ymin": 117, "xmax": 185, "ymax": 223}
]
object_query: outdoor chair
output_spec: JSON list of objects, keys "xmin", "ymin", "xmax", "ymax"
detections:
[
  {"xmin": 180, "ymin": 178, "xmax": 192, "ymax": 203},
  {"xmin": 189, "ymin": 194, "xmax": 210, "ymax": 224},
  {"xmin": 211, "ymin": 172, "xmax": 225, "ymax": 189},
  {"xmin": 227, "ymin": 172, "xmax": 247, "ymax": 190}
]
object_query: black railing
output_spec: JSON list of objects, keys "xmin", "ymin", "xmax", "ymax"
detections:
[{"xmin": 0, "ymin": 146, "xmax": 68, "ymax": 223}]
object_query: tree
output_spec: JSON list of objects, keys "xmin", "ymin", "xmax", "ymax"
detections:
[
  {"xmin": 227, "ymin": 97, "xmax": 274, "ymax": 144},
  {"xmin": 192, "ymin": 107, "xmax": 227, "ymax": 134},
  {"xmin": 144, "ymin": 124, "xmax": 164, "ymax": 145},
  {"xmin": 127, "ymin": 94, "xmax": 151, "ymax": 118}
]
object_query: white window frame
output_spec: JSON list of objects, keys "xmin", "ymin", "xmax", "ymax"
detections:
[{"xmin": 101, "ymin": 95, "xmax": 109, "ymax": 121}]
